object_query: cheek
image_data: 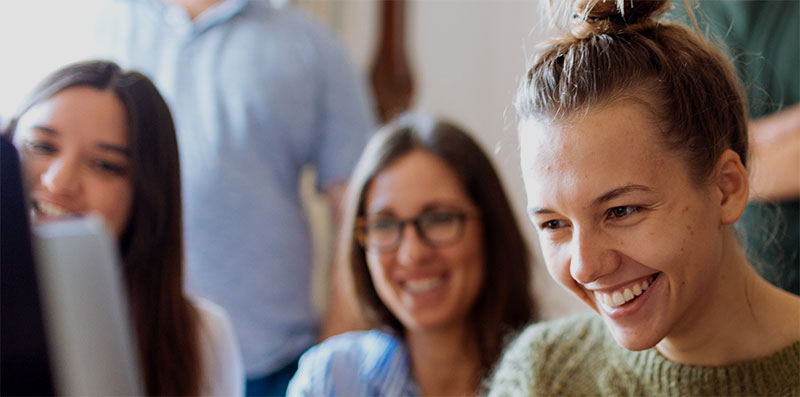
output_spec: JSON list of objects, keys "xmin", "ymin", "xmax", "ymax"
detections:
[
  {"xmin": 88, "ymin": 179, "xmax": 134, "ymax": 236},
  {"xmin": 19, "ymin": 155, "xmax": 46, "ymax": 188},
  {"xmin": 632, "ymin": 211, "xmax": 717, "ymax": 273},
  {"xmin": 366, "ymin": 253, "xmax": 394, "ymax": 298},
  {"xmin": 539, "ymin": 236, "xmax": 571, "ymax": 284},
  {"xmin": 458, "ymin": 227, "xmax": 486, "ymax": 280}
]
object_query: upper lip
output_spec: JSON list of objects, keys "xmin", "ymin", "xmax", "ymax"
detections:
[
  {"xmin": 30, "ymin": 195, "xmax": 81, "ymax": 215},
  {"xmin": 585, "ymin": 273, "xmax": 659, "ymax": 294}
]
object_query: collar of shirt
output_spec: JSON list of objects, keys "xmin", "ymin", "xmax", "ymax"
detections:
[{"xmin": 150, "ymin": 0, "xmax": 250, "ymax": 36}]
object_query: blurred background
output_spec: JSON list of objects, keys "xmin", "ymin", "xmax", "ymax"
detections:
[{"xmin": 0, "ymin": 0, "xmax": 587, "ymax": 319}]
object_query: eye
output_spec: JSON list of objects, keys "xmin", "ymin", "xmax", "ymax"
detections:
[
  {"xmin": 368, "ymin": 217, "xmax": 399, "ymax": 232},
  {"xmin": 419, "ymin": 210, "xmax": 459, "ymax": 226},
  {"xmin": 91, "ymin": 160, "xmax": 128, "ymax": 176},
  {"xmin": 606, "ymin": 205, "xmax": 641, "ymax": 220},
  {"xmin": 25, "ymin": 139, "xmax": 57, "ymax": 155},
  {"xmin": 540, "ymin": 219, "xmax": 568, "ymax": 230}
]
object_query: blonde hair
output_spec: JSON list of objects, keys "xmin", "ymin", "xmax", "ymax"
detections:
[{"xmin": 516, "ymin": 0, "xmax": 748, "ymax": 182}]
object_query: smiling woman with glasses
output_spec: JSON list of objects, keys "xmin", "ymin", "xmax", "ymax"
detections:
[
  {"xmin": 356, "ymin": 206, "xmax": 480, "ymax": 252},
  {"xmin": 287, "ymin": 114, "xmax": 536, "ymax": 396}
]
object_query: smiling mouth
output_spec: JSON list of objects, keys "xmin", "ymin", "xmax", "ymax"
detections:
[
  {"xmin": 31, "ymin": 200, "xmax": 75, "ymax": 219},
  {"xmin": 402, "ymin": 274, "xmax": 448, "ymax": 294},
  {"xmin": 595, "ymin": 273, "xmax": 660, "ymax": 308}
]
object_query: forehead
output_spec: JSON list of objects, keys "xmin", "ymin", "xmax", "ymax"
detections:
[
  {"xmin": 520, "ymin": 102, "xmax": 678, "ymax": 209},
  {"xmin": 364, "ymin": 149, "xmax": 473, "ymax": 214},
  {"xmin": 15, "ymin": 86, "xmax": 128, "ymax": 145}
]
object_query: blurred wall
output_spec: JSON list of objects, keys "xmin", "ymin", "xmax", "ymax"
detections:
[
  {"xmin": 304, "ymin": 0, "xmax": 588, "ymax": 320},
  {"xmin": 0, "ymin": 0, "xmax": 587, "ymax": 320}
]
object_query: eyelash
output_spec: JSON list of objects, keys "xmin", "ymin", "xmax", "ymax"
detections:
[
  {"xmin": 91, "ymin": 160, "xmax": 128, "ymax": 176},
  {"xmin": 606, "ymin": 205, "xmax": 642, "ymax": 220},
  {"xmin": 539, "ymin": 205, "xmax": 644, "ymax": 231},
  {"xmin": 540, "ymin": 219, "xmax": 568, "ymax": 231},
  {"xmin": 26, "ymin": 140, "xmax": 56, "ymax": 155},
  {"xmin": 26, "ymin": 139, "xmax": 127, "ymax": 176}
]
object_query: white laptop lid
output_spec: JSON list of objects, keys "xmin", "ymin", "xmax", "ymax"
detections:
[{"xmin": 33, "ymin": 215, "xmax": 142, "ymax": 396}]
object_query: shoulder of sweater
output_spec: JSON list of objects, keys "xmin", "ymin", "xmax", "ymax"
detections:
[
  {"xmin": 488, "ymin": 313, "xmax": 611, "ymax": 396},
  {"xmin": 512, "ymin": 313, "xmax": 606, "ymax": 354}
]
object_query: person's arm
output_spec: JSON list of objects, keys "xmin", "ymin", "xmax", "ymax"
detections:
[
  {"xmin": 748, "ymin": 104, "xmax": 800, "ymax": 201},
  {"xmin": 319, "ymin": 182, "xmax": 368, "ymax": 341}
]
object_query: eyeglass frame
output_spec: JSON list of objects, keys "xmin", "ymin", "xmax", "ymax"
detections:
[{"xmin": 354, "ymin": 206, "xmax": 481, "ymax": 252}]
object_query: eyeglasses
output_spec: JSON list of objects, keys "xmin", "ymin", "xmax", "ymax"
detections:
[{"xmin": 355, "ymin": 207, "xmax": 479, "ymax": 252}]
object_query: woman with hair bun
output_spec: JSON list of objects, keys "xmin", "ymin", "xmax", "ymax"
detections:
[{"xmin": 488, "ymin": 0, "xmax": 800, "ymax": 395}]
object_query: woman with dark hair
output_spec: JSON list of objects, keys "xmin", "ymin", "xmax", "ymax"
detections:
[
  {"xmin": 287, "ymin": 114, "xmax": 535, "ymax": 396},
  {"xmin": 488, "ymin": 0, "xmax": 800, "ymax": 395},
  {"xmin": 4, "ymin": 60, "xmax": 243, "ymax": 395}
]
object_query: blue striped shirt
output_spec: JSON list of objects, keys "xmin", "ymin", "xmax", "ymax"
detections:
[{"xmin": 287, "ymin": 330, "xmax": 420, "ymax": 396}]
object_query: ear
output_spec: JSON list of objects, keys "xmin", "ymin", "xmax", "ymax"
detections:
[{"xmin": 713, "ymin": 149, "xmax": 750, "ymax": 225}]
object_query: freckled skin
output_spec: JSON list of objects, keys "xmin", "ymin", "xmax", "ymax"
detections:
[{"xmin": 519, "ymin": 102, "xmax": 728, "ymax": 351}]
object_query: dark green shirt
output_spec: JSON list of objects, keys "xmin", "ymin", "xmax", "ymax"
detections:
[{"xmin": 672, "ymin": 1, "xmax": 799, "ymax": 295}]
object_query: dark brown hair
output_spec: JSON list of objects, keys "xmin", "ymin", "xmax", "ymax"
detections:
[
  {"xmin": 517, "ymin": 0, "xmax": 748, "ymax": 182},
  {"xmin": 339, "ymin": 113, "xmax": 535, "ymax": 380},
  {"xmin": 4, "ymin": 60, "xmax": 202, "ymax": 395}
]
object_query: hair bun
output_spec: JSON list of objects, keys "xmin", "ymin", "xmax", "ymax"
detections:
[{"xmin": 571, "ymin": 0, "xmax": 671, "ymax": 37}]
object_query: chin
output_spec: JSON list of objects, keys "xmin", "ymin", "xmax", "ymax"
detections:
[{"xmin": 604, "ymin": 319, "xmax": 664, "ymax": 351}]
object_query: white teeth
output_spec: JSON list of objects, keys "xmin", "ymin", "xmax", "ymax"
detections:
[
  {"xmin": 37, "ymin": 201, "xmax": 71, "ymax": 217},
  {"xmin": 596, "ymin": 276, "xmax": 656, "ymax": 308},
  {"xmin": 623, "ymin": 288, "xmax": 634, "ymax": 302},
  {"xmin": 405, "ymin": 277, "xmax": 444, "ymax": 293},
  {"xmin": 611, "ymin": 292, "xmax": 625, "ymax": 306}
]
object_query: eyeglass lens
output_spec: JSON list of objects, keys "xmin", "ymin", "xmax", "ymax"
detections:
[{"xmin": 362, "ymin": 209, "xmax": 467, "ymax": 251}]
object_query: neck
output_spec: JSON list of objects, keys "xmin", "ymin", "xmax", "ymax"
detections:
[
  {"xmin": 165, "ymin": 0, "xmax": 222, "ymax": 19},
  {"xmin": 656, "ymin": 232, "xmax": 800, "ymax": 366},
  {"xmin": 406, "ymin": 323, "xmax": 481, "ymax": 397}
]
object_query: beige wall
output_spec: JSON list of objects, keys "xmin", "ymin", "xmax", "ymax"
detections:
[
  {"xmin": 302, "ymin": 0, "xmax": 588, "ymax": 320},
  {"xmin": 0, "ymin": 0, "xmax": 589, "ymax": 320}
]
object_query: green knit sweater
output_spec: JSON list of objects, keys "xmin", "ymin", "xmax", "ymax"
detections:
[{"xmin": 487, "ymin": 314, "xmax": 800, "ymax": 396}]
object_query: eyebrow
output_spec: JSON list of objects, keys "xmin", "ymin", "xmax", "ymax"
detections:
[
  {"xmin": 97, "ymin": 143, "xmax": 130, "ymax": 156},
  {"xmin": 527, "ymin": 184, "xmax": 653, "ymax": 217},
  {"xmin": 592, "ymin": 184, "xmax": 653, "ymax": 206},
  {"xmin": 32, "ymin": 124, "xmax": 130, "ymax": 156},
  {"xmin": 32, "ymin": 125, "xmax": 58, "ymax": 135}
]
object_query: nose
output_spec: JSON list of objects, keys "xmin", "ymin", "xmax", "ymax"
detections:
[
  {"xmin": 41, "ymin": 158, "xmax": 81, "ymax": 196},
  {"xmin": 569, "ymin": 227, "xmax": 620, "ymax": 285},
  {"xmin": 397, "ymin": 222, "xmax": 433, "ymax": 267}
]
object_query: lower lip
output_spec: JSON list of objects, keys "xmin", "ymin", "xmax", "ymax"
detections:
[{"xmin": 599, "ymin": 274, "xmax": 661, "ymax": 319}]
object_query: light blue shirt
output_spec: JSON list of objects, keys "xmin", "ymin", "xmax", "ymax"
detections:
[
  {"xmin": 287, "ymin": 330, "xmax": 420, "ymax": 397},
  {"xmin": 95, "ymin": 0, "xmax": 374, "ymax": 376}
]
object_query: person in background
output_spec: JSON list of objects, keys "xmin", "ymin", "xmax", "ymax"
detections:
[
  {"xmin": 674, "ymin": 0, "xmax": 799, "ymax": 295},
  {"xmin": 93, "ymin": 0, "xmax": 375, "ymax": 394},
  {"xmin": 4, "ymin": 60, "xmax": 243, "ymax": 396},
  {"xmin": 488, "ymin": 0, "xmax": 800, "ymax": 395},
  {"xmin": 287, "ymin": 114, "xmax": 536, "ymax": 396}
]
